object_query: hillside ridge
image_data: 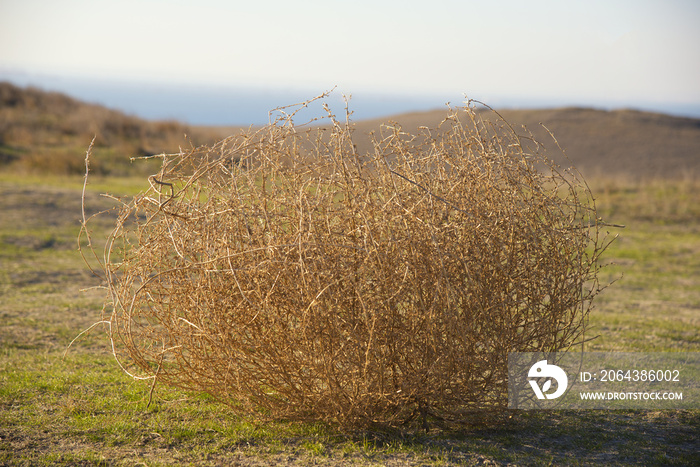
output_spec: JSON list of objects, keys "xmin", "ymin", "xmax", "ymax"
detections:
[
  {"xmin": 348, "ymin": 105, "xmax": 700, "ymax": 179},
  {"xmin": 0, "ymin": 81, "xmax": 224, "ymax": 175},
  {"xmin": 2, "ymin": 81, "xmax": 698, "ymax": 178}
]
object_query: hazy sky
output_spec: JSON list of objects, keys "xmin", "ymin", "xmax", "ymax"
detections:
[{"xmin": 2, "ymin": 0, "xmax": 699, "ymax": 113}]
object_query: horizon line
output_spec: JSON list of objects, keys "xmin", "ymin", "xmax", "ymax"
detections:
[{"xmin": 2, "ymin": 70, "xmax": 700, "ymax": 126}]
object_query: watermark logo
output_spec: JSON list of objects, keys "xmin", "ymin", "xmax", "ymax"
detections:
[
  {"xmin": 528, "ymin": 360, "xmax": 568, "ymax": 399},
  {"xmin": 510, "ymin": 352, "xmax": 698, "ymax": 409}
]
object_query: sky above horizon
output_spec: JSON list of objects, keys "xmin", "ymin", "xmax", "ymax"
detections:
[{"xmin": 2, "ymin": 0, "xmax": 700, "ymax": 118}]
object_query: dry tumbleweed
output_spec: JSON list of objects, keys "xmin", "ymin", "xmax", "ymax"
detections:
[{"xmin": 80, "ymin": 95, "xmax": 614, "ymax": 429}]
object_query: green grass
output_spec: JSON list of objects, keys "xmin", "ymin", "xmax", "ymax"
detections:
[
  {"xmin": 0, "ymin": 172, "xmax": 152, "ymax": 197},
  {"xmin": 586, "ymin": 177, "xmax": 700, "ymax": 353},
  {"xmin": 1, "ymin": 174, "xmax": 698, "ymax": 465}
]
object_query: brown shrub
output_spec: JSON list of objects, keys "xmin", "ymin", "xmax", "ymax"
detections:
[{"xmin": 82, "ymin": 95, "xmax": 613, "ymax": 429}]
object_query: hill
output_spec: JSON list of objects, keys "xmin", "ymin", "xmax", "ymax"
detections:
[
  {"xmin": 349, "ymin": 106, "xmax": 700, "ymax": 180},
  {"xmin": 2, "ymin": 81, "xmax": 698, "ymax": 179},
  {"xmin": 0, "ymin": 81, "xmax": 226, "ymax": 175}
]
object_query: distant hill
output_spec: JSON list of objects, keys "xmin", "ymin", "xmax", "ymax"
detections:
[
  {"xmin": 349, "ymin": 106, "xmax": 700, "ymax": 180},
  {"xmin": 0, "ymin": 81, "xmax": 225, "ymax": 175},
  {"xmin": 2, "ymin": 81, "xmax": 698, "ymax": 179}
]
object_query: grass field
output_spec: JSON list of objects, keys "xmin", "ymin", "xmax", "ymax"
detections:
[{"xmin": 1, "ymin": 173, "xmax": 699, "ymax": 466}]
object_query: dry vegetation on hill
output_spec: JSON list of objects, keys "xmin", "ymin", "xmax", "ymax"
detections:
[
  {"xmin": 0, "ymin": 81, "xmax": 226, "ymax": 175},
  {"xmin": 351, "ymin": 106, "xmax": 700, "ymax": 180}
]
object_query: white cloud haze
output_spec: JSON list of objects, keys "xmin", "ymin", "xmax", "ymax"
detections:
[{"xmin": 2, "ymin": 0, "xmax": 699, "ymax": 121}]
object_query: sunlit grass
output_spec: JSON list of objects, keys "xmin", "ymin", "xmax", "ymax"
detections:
[{"xmin": 0, "ymin": 172, "xmax": 150, "ymax": 196}]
